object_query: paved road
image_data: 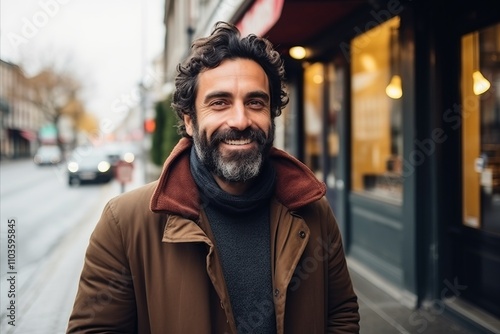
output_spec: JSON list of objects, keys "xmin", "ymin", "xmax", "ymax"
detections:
[{"xmin": 0, "ymin": 157, "xmax": 145, "ymax": 333}]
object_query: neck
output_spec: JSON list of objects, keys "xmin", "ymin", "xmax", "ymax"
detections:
[{"xmin": 213, "ymin": 174, "xmax": 253, "ymax": 195}]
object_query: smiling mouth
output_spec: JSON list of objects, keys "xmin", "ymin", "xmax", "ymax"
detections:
[{"xmin": 222, "ymin": 138, "xmax": 253, "ymax": 146}]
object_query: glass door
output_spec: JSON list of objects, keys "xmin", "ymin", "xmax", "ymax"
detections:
[
  {"xmin": 462, "ymin": 24, "xmax": 500, "ymax": 234},
  {"xmin": 460, "ymin": 22, "xmax": 500, "ymax": 317},
  {"xmin": 302, "ymin": 60, "xmax": 347, "ymax": 237},
  {"xmin": 325, "ymin": 61, "xmax": 346, "ymax": 234}
]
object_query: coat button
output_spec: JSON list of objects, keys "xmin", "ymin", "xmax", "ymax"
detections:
[
  {"xmin": 274, "ymin": 288, "xmax": 280, "ymax": 297},
  {"xmin": 299, "ymin": 231, "xmax": 306, "ymax": 238}
]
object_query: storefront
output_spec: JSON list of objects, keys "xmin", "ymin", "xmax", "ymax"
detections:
[
  {"xmin": 450, "ymin": 8, "xmax": 500, "ymax": 324},
  {"xmin": 234, "ymin": 0, "xmax": 499, "ymax": 331}
]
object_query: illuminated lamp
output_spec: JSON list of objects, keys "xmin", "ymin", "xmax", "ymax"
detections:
[
  {"xmin": 386, "ymin": 75, "xmax": 403, "ymax": 99},
  {"xmin": 289, "ymin": 46, "xmax": 307, "ymax": 60},
  {"xmin": 472, "ymin": 31, "xmax": 491, "ymax": 96}
]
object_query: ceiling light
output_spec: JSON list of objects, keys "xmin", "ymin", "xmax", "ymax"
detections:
[{"xmin": 289, "ymin": 46, "xmax": 307, "ymax": 60}]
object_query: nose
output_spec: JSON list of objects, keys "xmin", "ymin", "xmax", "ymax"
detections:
[{"xmin": 226, "ymin": 102, "xmax": 252, "ymax": 130}]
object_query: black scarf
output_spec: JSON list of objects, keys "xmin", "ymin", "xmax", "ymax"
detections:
[{"xmin": 189, "ymin": 147, "xmax": 276, "ymax": 213}]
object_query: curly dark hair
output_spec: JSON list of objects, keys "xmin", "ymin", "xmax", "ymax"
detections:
[{"xmin": 172, "ymin": 21, "xmax": 289, "ymax": 137}]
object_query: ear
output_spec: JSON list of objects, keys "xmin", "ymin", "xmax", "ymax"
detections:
[{"xmin": 184, "ymin": 114, "xmax": 194, "ymax": 136}]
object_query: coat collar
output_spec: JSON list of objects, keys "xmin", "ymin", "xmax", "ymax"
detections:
[{"xmin": 150, "ymin": 137, "xmax": 326, "ymax": 219}]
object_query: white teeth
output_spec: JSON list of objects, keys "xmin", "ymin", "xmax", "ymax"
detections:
[{"xmin": 224, "ymin": 139, "xmax": 252, "ymax": 145}]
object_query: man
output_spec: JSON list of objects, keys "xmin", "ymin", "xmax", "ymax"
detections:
[{"xmin": 67, "ymin": 22, "xmax": 359, "ymax": 333}]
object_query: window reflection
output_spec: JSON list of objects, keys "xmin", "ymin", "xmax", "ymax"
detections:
[
  {"xmin": 326, "ymin": 63, "xmax": 342, "ymax": 190},
  {"xmin": 351, "ymin": 16, "xmax": 403, "ymax": 202}
]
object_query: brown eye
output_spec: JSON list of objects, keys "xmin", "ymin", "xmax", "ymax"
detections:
[
  {"xmin": 247, "ymin": 100, "xmax": 265, "ymax": 110},
  {"xmin": 210, "ymin": 100, "xmax": 229, "ymax": 110}
]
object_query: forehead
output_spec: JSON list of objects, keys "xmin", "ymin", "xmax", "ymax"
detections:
[{"xmin": 197, "ymin": 58, "xmax": 269, "ymax": 94}]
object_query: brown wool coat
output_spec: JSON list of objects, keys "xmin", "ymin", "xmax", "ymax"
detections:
[{"xmin": 67, "ymin": 138, "xmax": 360, "ymax": 333}]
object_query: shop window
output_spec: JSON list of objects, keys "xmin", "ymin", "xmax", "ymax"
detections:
[
  {"xmin": 351, "ymin": 16, "xmax": 403, "ymax": 202},
  {"xmin": 461, "ymin": 23, "xmax": 500, "ymax": 233},
  {"xmin": 304, "ymin": 62, "xmax": 325, "ymax": 180}
]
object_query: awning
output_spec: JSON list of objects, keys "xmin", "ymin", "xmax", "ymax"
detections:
[
  {"xmin": 256, "ymin": 0, "xmax": 366, "ymax": 54},
  {"xmin": 20, "ymin": 129, "xmax": 38, "ymax": 142}
]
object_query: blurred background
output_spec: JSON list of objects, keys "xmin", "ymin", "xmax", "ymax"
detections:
[{"xmin": 1, "ymin": 0, "xmax": 499, "ymax": 333}]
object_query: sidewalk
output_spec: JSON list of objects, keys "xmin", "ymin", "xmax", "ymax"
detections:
[{"xmin": 348, "ymin": 259, "xmax": 496, "ymax": 334}]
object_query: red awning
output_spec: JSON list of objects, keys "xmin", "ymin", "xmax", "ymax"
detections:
[
  {"xmin": 20, "ymin": 129, "xmax": 38, "ymax": 142},
  {"xmin": 258, "ymin": 0, "xmax": 366, "ymax": 54}
]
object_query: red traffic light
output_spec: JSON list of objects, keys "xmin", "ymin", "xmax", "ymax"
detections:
[{"xmin": 144, "ymin": 119, "xmax": 156, "ymax": 133}]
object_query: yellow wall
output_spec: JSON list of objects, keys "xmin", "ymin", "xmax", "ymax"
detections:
[{"xmin": 461, "ymin": 33, "xmax": 481, "ymax": 227}]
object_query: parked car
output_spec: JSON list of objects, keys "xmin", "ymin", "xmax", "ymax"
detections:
[
  {"xmin": 102, "ymin": 142, "xmax": 139, "ymax": 174},
  {"xmin": 103, "ymin": 142, "xmax": 138, "ymax": 163},
  {"xmin": 67, "ymin": 148, "xmax": 114, "ymax": 186},
  {"xmin": 33, "ymin": 145, "xmax": 63, "ymax": 165}
]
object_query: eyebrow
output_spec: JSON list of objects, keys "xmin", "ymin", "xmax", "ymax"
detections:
[
  {"xmin": 203, "ymin": 91, "xmax": 232, "ymax": 104},
  {"xmin": 247, "ymin": 90, "xmax": 270, "ymax": 102},
  {"xmin": 203, "ymin": 90, "xmax": 270, "ymax": 104}
]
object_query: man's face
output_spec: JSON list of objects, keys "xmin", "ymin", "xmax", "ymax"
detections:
[{"xmin": 184, "ymin": 58, "xmax": 274, "ymax": 183}]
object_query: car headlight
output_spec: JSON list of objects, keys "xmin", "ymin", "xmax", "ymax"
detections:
[
  {"xmin": 98, "ymin": 161, "xmax": 111, "ymax": 172},
  {"xmin": 68, "ymin": 162, "xmax": 79, "ymax": 173},
  {"xmin": 123, "ymin": 152, "xmax": 135, "ymax": 163}
]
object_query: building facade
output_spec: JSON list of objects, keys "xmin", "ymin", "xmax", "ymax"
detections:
[
  {"xmin": 162, "ymin": 0, "xmax": 500, "ymax": 332},
  {"xmin": 0, "ymin": 60, "xmax": 43, "ymax": 158}
]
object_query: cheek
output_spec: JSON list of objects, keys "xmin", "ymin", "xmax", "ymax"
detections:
[
  {"xmin": 200, "ymin": 115, "xmax": 224, "ymax": 139},
  {"xmin": 255, "ymin": 116, "xmax": 272, "ymax": 135}
]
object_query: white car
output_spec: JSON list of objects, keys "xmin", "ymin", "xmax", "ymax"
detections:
[{"xmin": 33, "ymin": 145, "xmax": 63, "ymax": 165}]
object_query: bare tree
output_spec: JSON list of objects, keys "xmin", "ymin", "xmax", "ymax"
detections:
[
  {"xmin": 12, "ymin": 49, "xmax": 97, "ymax": 151},
  {"xmin": 30, "ymin": 67, "xmax": 81, "ymax": 136}
]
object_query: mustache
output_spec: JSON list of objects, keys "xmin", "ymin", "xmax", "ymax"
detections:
[{"xmin": 209, "ymin": 128, "xmax": 268, "ymax": 146}]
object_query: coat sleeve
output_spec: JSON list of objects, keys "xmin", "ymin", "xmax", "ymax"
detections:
[
  {"xmin": 325, "ymin": 204, "xmax": 360, "ymax": 333},
  {"xmin": 67, "ymin": 201, "xmax": 137, "ymax": 333}
]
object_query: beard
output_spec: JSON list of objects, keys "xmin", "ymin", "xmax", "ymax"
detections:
[{"xmin": 191, "ymin": 123, "xmax": 274, "ymax": 183}]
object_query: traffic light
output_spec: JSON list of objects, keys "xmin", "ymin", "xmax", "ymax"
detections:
[{"xmin": 144, "ymin": 119, "xmax": 156, "ymax": 133}]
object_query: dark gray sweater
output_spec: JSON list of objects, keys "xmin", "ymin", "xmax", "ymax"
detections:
[{"xmin": 190, "ymin": 148, "xmax": 277, "ymax": 334}]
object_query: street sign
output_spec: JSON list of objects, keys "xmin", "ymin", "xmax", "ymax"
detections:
[{"xmin": 115, "ymin": 160, "xmax": 133, "ymax": 185}]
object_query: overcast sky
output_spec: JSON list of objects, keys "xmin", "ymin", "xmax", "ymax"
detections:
[{"xmin": 0, "ymin": 0, "xmax": 165, "ymax": 129}]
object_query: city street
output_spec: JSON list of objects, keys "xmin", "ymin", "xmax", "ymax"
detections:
[{"xmin": 0, "ymin": 157, "xmax": 145, "ymax": 333}]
